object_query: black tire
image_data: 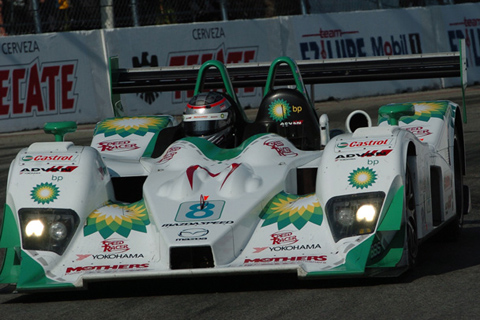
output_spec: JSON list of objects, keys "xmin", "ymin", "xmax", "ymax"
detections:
[
  {"xmin": 443, "ymin": 136, "xmax": 464, "ymax": 241},
  {"xmin": 405, "ymin": 165, "xmax": 418, "ymax": 268}
]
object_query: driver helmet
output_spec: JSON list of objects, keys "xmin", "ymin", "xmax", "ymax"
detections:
[{"xmin": 183, "ymin": 91, "xmax": 235, "ymax": 147}]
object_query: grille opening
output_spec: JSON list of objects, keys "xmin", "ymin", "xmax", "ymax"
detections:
[
  {"xmin": 297, "ymin": 167, "xmax": 318, "ymax": 195},
  {"xmin": 111, "ymin": 176, "xmax": 147, "ymax": 203},
  {"xmin": 170, "ymin": 246, "xmax": 214, "ymax": 270}
]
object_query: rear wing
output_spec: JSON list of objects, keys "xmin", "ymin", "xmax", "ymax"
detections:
[{"xmin": 109, "ymin": 40, "xmax": 467, "ymax": 121}]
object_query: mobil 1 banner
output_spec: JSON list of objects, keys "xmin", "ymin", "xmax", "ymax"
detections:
[
  {"xmin": 282, "ymin": 9, "xmax": 442, "ymax": 101},
  {"xmin": 0, "ymin": 31, "xmax": 110, "ymax": 133},
  {"xmin": 103, "ymin": 19, "xmax": 282, "ymax": 116}
]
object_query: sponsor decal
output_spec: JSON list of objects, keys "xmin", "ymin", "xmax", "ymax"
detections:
[
  {"xmin": 30, "ymin": 182, "xmax": 59, "ymax": 204},
  {"xmin": 132, "ymin": 53, "xmax": 160, "ymax": 104},
  {"xmin": 268, "ymin": 99, "xmax": 291, "ymax": 122},
  {"xmin": 300, "ymin": 27, "xmax": 421, "ymax": 59},
  {"xmin": 244, "ymin": 255, "xmax": 327, "ymax": 265},
  {"xmin": 97, "ymin": 140, "xmax": 140, "ymax": 152},
  {"xmin": 167, "ymin": 44, "xmax": 258, "ymax": 102},
  {"xmin": 162, "ymin": 221, "xmax": 234, "ymax": 228},
  {"xmin": 22, "ymin": 155, "xmax": 76, "ymax": 162},
  {"xmin": 186, "ymin": 163, "xmax": 241, "ymax": 189},
  {"xmin": 0, "ymin": 59, "xmax": 78, "ymax": 119},
  {"xmin": 378, "ymin": 102, "xmax": 447, "ymax": 124},
  {"xmin": 157, "ymin": 146, "xmax": 181, "ymax": 164},
  {"xmin": 264, "ymin": 139, "xmax": 298, "ymax": 157},
  {"xmin": 91, "ymin": 253, "xmax": 144, "ymax": 260},
  {"xmin": 405, "ymin": 126, "xmax": 432, "ymax": 138},
  {"xmin": 176, "ymin": 199, "xmax": 225, "ymax": 222},
  {"xmin": 66, "ymin": 264, "xmax": 149, "ymax": 274},
  {"xmin": 20, "ymin": 166, "xmax": 78, "ymax": 174},
  {"xmin": 260, "ymin": 192, "xmax": 323, "ymax": 230},
  {"xmin": 192, "ymin": 27, "xmax": 226, "ymax": 40},
  {"xmin": 348, "ymin": 167, "xmax": 377, "ymax": 189},
  {"xmin": 448, "ymin": 18, "xmax": 480, "ymax": 67},
  {"xmin": 2, "ymin": 40, "xmax": 40, "ymax": 54},
  {"xmin": 336, "ymin": 139, "xmax": 391, "ymax": 149},
  {"xmin": 280, "ymin": 120, "xmax": 303, "ymax": 127},
  {"xmin": 102, "ymin": 239, "xmax": 130, "ymax": 253},
  {"xmin": 84, "ymin": 200, "xmax": 150, "ymax": 239},
  {"xmin": 94, "ymin": 116, "xmax": 170, "ymax": 137},
  {"xmin": 176, "ymin": 228, "xmax": 209, "ymax": 241},
  {"xmin": 271, "ymin": 231, "xmax": 298, "ymax": 245},
  {"xmin": 335, "ymin": 149, "xmax": 392, "ymax": 161},
  {"xmin": 254, "ymin": 244, "xmax": 322, "ymax": 253}
]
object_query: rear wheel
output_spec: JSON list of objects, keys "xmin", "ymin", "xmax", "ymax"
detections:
[
  {"xmin": 405, "ymin": 165, "xmax": 418, "ymax": 268},
  {"xmin": 443, "ymin": 135, "xmax": 464, "ymax": 240}
]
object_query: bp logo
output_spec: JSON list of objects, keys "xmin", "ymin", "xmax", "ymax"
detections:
[
  {"xmin": 84, "ymin": 200, "xmax": 150, "ymax": 239},
  {"xmin": 95, "ymin": 116, "xmax": 170, "ymax": 137},
  {"xmin": 348, "ymin": 167, "xmax": 377, "ymax": 189},
  {"xmin": 260, "ymin": 192, "xmax": 323, "ymax": 230},
  {"xmin": 268, "ymin": 99, "xmax": 291, "ymax": 122},
  {"xmin": 31, "ymin": 182, "xmax": 60, "ymax": 204}
]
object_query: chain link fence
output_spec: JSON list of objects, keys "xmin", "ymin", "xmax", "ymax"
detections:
[{"xmin": 0, "ymin": 0, "xmax": 476, "ymax": 37}]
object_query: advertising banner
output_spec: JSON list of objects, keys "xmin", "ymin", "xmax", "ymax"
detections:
[
  {"xmin": 103, "ymin": 19, "xmax": 282, "ymax": 116},
  {"xmin": 431, "ymin": 3, "xmax": 480, "ymax": 86},
  {"xmin": 0, "ymin": 31, "xmax": 111, "ymax": 133},
  {"xmin": 282, "ymin": 9, "xmax": 446, "ymax": 101}
]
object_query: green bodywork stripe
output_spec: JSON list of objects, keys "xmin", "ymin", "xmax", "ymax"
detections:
[
  {"xmin": 378, "ymin": 186, "xmax": 404, "ymax": 231},
  {"xmin": 306, "ymin": 235, "xmax": 374, "ymax": 277},
  {"xmin": 0, "ymin": 205, "xmax": 21, "ymax": 284},
  {"xmin": 17, "ymin": 251, "xmax": 75, "ymax": 291},
  {"xmin": 143, "ymin": 130, "xmax": 160, "ymax": 157},
  {"xmin": 182, "ymin": 134, "xmax": 267, "ymax": 161}
]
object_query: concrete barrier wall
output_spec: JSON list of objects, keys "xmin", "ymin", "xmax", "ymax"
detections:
[{"xmin": 0, "ymin": 3, "xmax": 479, "ymax": 133}]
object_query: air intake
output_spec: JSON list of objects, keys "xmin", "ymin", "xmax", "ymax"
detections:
[{"xmin": 170, "ymin": 246, "xmax": 214, "ymax": 270}]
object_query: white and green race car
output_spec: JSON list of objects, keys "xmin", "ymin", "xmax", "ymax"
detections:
[{"xmin": 0, "ymin": 44, "xmax": 470, "ymax": 292}]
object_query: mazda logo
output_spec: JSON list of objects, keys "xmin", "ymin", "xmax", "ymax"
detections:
[{"xmin": 178, "ymin": 228, "xmax": 209, "ymax": 237}]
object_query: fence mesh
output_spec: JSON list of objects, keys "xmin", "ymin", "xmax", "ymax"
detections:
[{"xmin": 0, "ymin": 0, "xmax": 477, "ymax": 37}]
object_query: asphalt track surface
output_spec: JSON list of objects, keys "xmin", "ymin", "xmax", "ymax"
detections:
[{"xmin": 0, "ymin": 87, "xmax": 479, "ymax": 319}]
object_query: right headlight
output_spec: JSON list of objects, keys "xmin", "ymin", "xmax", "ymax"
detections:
[{"xmin": 326, "ymin": 192, "xmax": 385, "ymax": 242}]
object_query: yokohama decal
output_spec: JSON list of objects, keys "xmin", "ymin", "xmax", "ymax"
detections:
[{"xmin": 0, "ymin": 58, "xmax": 78, "ymax": 118}]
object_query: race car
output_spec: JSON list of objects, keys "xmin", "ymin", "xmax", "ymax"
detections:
[{"xmin": 0, "ymin": 43, "xmax": 470, "ymax": 292}]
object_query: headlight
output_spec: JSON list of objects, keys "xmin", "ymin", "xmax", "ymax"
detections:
[
  {"xmin": 326, "ymin": 192, "xmax": 385, "ymax": 242},
  {"xmin": 19, "ymin": 208, "xmax": 79, "ymax": 255}
]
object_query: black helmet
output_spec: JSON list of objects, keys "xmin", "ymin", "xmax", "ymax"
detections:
[{"xmin": 183, "ymin": 91, "xmax": 235, "ymax": 147}]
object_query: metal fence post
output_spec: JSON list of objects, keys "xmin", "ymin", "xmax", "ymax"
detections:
[
  {"xmin": 220, "ymin": 0, "xmax": 228, "ymax": 21},
  {"xmin": 101, "ymin": 0, "xmax": 114, "ymax": 29},
  {"xmin": 31, "ymin": 0, "xmax": 42, "ymax": 33},
  {"xmin": 131, "ymin": 0, "xmax": 139, "ymax": 26}
]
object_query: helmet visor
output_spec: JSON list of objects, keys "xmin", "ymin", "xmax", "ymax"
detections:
[{"xmin": 183, "ymin": 112, "xmax": 230, "ymax": 136}]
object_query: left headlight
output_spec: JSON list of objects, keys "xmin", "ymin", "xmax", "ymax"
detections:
[
  {"xmin": 19, "ymin": 208, "xmax": 80, "ymax": 255},
  {"xmin": 326, "ymin": 192, "xmax": 385, "ymax": 242}
]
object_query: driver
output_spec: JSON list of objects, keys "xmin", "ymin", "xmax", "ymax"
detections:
[{"xmin": 183, "ymin": 91, "xmax": 238, "ymax": 148}]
